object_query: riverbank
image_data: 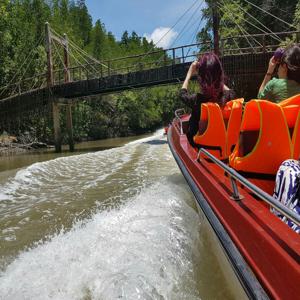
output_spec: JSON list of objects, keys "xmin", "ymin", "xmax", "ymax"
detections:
[
  {"xmin": 0, "ymin": 128, "xmax": 159, "ymax": 157},
  {"xmin": 0, "ymin": 133, "xmax": 49, "ymax": 156}
]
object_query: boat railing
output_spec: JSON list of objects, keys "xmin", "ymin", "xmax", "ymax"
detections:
[
  {"xmin": 174, "ymin": 108, "xmax": 186, "ymax": 135},
  {"xmin": 197, "ymin": 148, "xmax": 300, "ymax": 227}
]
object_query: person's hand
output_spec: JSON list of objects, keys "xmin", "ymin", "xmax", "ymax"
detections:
[
  {"xmin": 188, "ymin": 61, "xmax": 199, "ymax": 76},
  {"xmin": 267, "ymin": 56, "xmax": 277, "ymax": 74},
  {"xmin": 182, "ymin": 60, "xmax": 199, "ymax": 89}
]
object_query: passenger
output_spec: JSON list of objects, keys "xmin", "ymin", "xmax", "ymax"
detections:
[
  {"xmin": 179, "ymin": 53, "xmax": 235, "ymax": 147},
  {"xmin": 258, "ymin": 44, "xmax": 300, "ymax": 103},
  {"xmin": 272, "ymin": 159, "xmax": 300, "ymax": 233}
]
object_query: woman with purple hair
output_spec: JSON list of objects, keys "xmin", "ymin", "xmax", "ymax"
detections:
[{"xmin": 180, "ymin": 52, "xmax": 235, "ymax": 147}]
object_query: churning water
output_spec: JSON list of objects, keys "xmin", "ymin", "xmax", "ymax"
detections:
[{"xmin": 0, "ymin": 130, "xmax": 245, "ymax": 299}]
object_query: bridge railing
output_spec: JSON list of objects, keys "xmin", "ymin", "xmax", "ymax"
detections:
[
  {"xmin": 0, "ymin": 72, "xmax": 47, "ymax": 99},
  {"xmin": 1, "ymin": 30, "xmax": 299, "ymax": 100}
]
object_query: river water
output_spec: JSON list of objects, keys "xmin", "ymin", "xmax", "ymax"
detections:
[{"xmin": 0, "ymin": 130, "xmax": 246, "ymax": 299}]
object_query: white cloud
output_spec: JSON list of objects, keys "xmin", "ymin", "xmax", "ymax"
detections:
[{"xmin": 144, "ymin": 27, "xmax": 178, "ymax": 49}]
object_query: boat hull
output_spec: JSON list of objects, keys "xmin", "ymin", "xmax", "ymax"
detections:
[{"xmin": 168, "ymin": 118, "xmax": 300, "ymax": 300}]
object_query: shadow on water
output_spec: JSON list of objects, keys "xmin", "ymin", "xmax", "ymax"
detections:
[{"xmin": 143, "ymin": 139, "xmax": 168, "ymax": 145}]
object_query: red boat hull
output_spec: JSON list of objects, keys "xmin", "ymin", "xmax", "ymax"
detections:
[{"xmin": 168, "ymin": 117, "xmax": 300, "ymax": 300}]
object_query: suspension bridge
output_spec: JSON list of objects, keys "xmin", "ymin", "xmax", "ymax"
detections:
[{"xmin": 0, "ymin": 0, "xmax": 299, "ymax": 152}]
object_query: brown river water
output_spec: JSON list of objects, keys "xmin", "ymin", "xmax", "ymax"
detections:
[{"xmin": 0, "ymin": 130, "xmax": 247, "ymax": 299}]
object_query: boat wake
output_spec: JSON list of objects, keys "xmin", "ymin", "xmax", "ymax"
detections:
[
  {"xmin": 0, "ymin": 177, "xmax": 201, "ymax": 300},
  {"xmin": 0, "ymin": 130, "xmax": 204, "ymax": 299}
]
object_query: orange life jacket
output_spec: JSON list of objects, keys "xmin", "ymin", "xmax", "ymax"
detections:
[
  {"xmin": 229, "ymin": 100, "xmax": 296, "ymax": 175},
  {"xmin": 193, "ymin": 99, "xmax": 244, "ymax": 160}
]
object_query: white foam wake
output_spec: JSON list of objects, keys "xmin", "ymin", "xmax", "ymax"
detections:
[{"xmin": 0, "ymin": 180, "xmax": 201, "ymax": 300}]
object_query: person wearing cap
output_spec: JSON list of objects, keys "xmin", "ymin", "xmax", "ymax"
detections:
[{"xmin": 258, "ymin": 44, "xmax": 300, "ymax": 103}]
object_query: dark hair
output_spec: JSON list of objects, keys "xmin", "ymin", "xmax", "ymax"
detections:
[
  {"xmin": 197, "ymin": 53, "xmax": 225, "ymax": 104},
  {"xmin": 281, "ymin": 44, "xmax": 300, "ymax": 84}
]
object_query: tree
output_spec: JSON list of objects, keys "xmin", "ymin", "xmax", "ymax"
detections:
[
  {"xmin": 89, "ymin": 20, "xmax": 106, "ymax": 60},
  {"xmin": 70, "ymin": 0, "xmax": 92, "ymax": 46},
  {"xmin": 120, "ymin": 30, "xmax": 129, "ymax": 48}
]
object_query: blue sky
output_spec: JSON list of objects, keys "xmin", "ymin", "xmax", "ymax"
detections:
[{"xmin": 85, "ymin": 0, "xmax": 205, "ymax": 49}]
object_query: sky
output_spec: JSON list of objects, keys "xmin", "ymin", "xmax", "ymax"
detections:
[{"xmin": 85, "ymin": 0, "xmax": 206, "ymax": 49}]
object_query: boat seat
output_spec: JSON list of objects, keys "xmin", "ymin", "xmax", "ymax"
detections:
[
  {"xmin": 282, "ymin": 105, "xmax": 299, "ymax": 138},
  {"xmin": 281, "ymin": 105, "xmax": 300, "ymax": 159},
  {"xmin": 292, "ymin": 110, "xmax": 300, "ymax": 159},
  {"xmin": 279, "ymin": 96, "xmax": 300, "ymax": 154},
  {"xmin": 279, "ymin": 93, "xmax": 300, "ymax": 107},
  {"xmin": 226, "ymin": 99, "xmax": 244, "ymax": 156},
  {"xmin": 239, "ymin": 130, "xmax": 260, "ymax": 157},
  {"xmin": 194, "ymin": 99, "xmax": 244, "ymax": 160},
  {"xmin": 229, "ymin": 100, "xmax": 293, "ymax": 175}
]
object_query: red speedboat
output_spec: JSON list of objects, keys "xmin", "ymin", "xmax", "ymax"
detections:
[{"xmin": 168, "ymin": 109, "xmax": 300, "ymax": 300}]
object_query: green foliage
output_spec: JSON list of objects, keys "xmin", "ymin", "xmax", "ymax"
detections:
[
  {"xmin": 1, "ymin": 0, "xmax": 184, "ymax": 142},
  {"xmin": 295, "ymin": 0, "xmax": 300, "ymax": 30},
  {"xmin": 198, "ymin": 0, "xmax": 299, "ymax": 52}
]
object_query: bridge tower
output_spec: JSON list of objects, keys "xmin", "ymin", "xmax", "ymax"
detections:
[{"xmin": 45, "ymin": 22, "xmax": 74, "ymax": 152}]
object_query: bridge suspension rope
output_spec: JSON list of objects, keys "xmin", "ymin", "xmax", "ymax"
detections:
[
  {"xmin": 0, "ymin": 33, "xmax": 45, "ymax": 98},
  {"xmin": 130, "ymin": 0, "xmax": 203, "ymax": 71},
  {"xmin": 217, "ymin": 1, "xmax": 260, "ymax": 50},
  {"xmin": 241, "ymin": 0, "xmax": 297, "ymax": 30},
  {"xmin": 152, "ymin": 0, "xmax": 205, "ymax": 67},
  {"xmin": 183, "ymin": 14, "xmax": 206, "ymax": 61},
  {"xmin": 222, "ymin": 0, "xmax": 282, "ymax": 42},
  {"xmin": 49, "ymin": 28, "xmax": 111, "ymax": 77},
  {"xmin": 50, "ymin": 27, "xmax": 110, "ymax": 70},
  {"xmin": 168, "ymin": 0, "xmax": 204, "ymax": 49}
]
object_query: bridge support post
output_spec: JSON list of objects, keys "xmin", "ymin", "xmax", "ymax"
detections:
[
  {"xmin": 52, "ymin": 101, "xmax": 62, "ymax": 152},
  {"xmin": 66, "ymin": 101, "xmax": 74, "ymax": 152}
]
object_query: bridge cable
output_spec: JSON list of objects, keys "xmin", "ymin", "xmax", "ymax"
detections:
[
  {"xmin": 50, "ymin": 29, "xmax": 106, "ymax": 79},
  {"xmin": 13, "ymin": 36, "xmax": 46, "ymax": 94},
  {"xmin": 168, "ymin": 0, "xmax": 205, "ymax": 49},
  {"xmin": 184, "ymin": 15, "xmax": 206, "ymax": 61},
  {"xmin": 68, "ymin": 47, "xmax": 104, "ymax": 75},
  {"xmin": 221, "ymin": 19, "xmax": 243, "ymax": 52},
  {"xmin": 130, "ymin": 0, "xmax": 202, "ymax": 70},
  {"xmin": 224, "ymin": 0, "xmax": 282, "ymax": 42},
  {"xmin": 110, "ymin": 0, "xmax": 203, "ymax": 88},
  {"xmin": 9, "ymin": 34, "xmax": 45, "ymax": 95},
  {"xmin": 218, "ymin": 0, "xmax": 263, "ymax": 47},
  {"xmin": 148, "ymin": 0, "xmax": 204, "ymax": 69},
  {"xmin": 240, "ymin": 0, "xmax": 297, "ymax": 30},
  {"xmin": 1, "ymin": 35, "xmax": 45, "ymax": 97},
  {"xmin": 52, "ymin": 40, "xmax": 68, "ymax": 80},
  {"xmin": 68, "ymin": 48, "xmax": 102, "ymax": 79},
  {"xmin": 60, "ymin": 44, "xmax": 100, "ymax": 77},
  {"xmin": 66, "ymin": 37, "xmax": 110, "ymax": 70},
  {"xmin": 0, "ymin": 34, "xmax": 45, "ymax": 97},
  {"xmin": 148, "ymin": 0, "xmax": 200, "ymax": 49},
  {"xmin": 217, "ymin": 4, "xmax": 257, "ymax": 51},
  {"xmin": 50, "ymin": 28, "xmax": 110, "ymax": 69},
  {"xmin": 217, "ymin": 1, "xmax": 261, "ymax": 50}
]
